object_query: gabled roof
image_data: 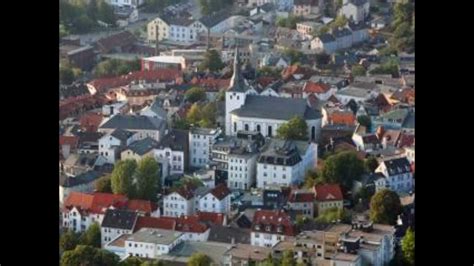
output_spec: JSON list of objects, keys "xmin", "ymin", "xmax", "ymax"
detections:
[
  {"xmin": 134, "ymin": 216, "xmax": 177, "ymax": 232},
  {"xmin": 288, "ymin": 190, "xmax": 314, "ymax": 203},
  {"xmin": 317, "ymin": 33, "xmax": 336, "ymax": 43},
  {"xmin": 208, "ymin": 225, "xmax": 251, "ymax": 244},
  {"xmin": 110, "ymin": 128, "xmax": 135, "ymax": 143},
  {"xmin": 60, "ymin": 170, "xmax": 102, "ymax": 188},
  {"xmin": 303, "ymin": 81, "xmax": 331, "ymax": 94},
  {"xmin": 314, "ymin": 184, "xmax": 343, "ymax": 201},
  {"xmin": 199, "ymin": 10, "xmax": 232, "ymax": 28},
  {"xmin": 252, "ymin": 210, "xmax": 295, "ymax": 236},
  {"xmin": 160, "ymin": 15, "xmax": 195, "ymax": 26},
  {"xmin": 208, "ymin": 184, "xmax": 231, "ymax": 200},
  {"xmin": 127, "ymin": 199, "xmax": 157, "ymax": 214},
  {"xmin": 157, "ymin": 130, "xmax": 188, "ymax": 152},
  {"xmin": 63, "ymin": 192, "xmax": 128, "ymax": 214},
  {"xmin": 101, "ymin": 209, "xmax": 138, "ymax": 230},
  {"xmin": 380, "ymin": 157, "xmax": 411, "ymax": 176},
  {"xmin": 60, "ymin": 135, "xmax": 79, "ymax": 147},
  {"xmin": 95, "ymin": 31, "xmax": 136, "ymax": 53},
  {"xmin": 100, "ymin": 114, "xmax": 166, "ymax": 131},
  {"xmin": 197, "ymin": 211, "xmax": 226, "ymax": 225}
]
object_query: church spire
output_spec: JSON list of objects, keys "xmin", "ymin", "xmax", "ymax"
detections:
[{"xmin": 230, "ymin": 46, "xmax": 241, "ymax": 88}]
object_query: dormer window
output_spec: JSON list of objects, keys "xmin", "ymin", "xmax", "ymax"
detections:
[
  {"xmin": 255, "ymin": 224, "xmax": 261, "ymax": 230},
  {"xmin": 265, "ymin": 225, "xmax": 272, "ymax": 232},
  {"xmin": 277, "ymin": 225, "xmax": 283, "ymax": 233}
]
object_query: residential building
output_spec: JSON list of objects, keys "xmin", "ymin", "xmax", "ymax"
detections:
[
  {"xmin": 153, "ymin": 130, "xmax": 189, "ymax": 175},
  {"xmin": 288, "ymin": 189, "xmax": 315, "ymax": 217},
  {"xmin": 340, "ymin": 0, "xmax": 370, "ymax": 23},
  {"xmin": 198, "ymin": 184, "xmax": 231, "ymax": 214},
  {"xmin": 372, "ymin": 108, "xmax": 410, "ymax": 131},
  {"xmin": 352, "ymin": 125, "xmax": 382, "ymax": 152},
  {"xmin": 98, "ymin": 129, "xmax": 136, "ymax": 164},
  {"xmin": 189, "ymin": 127, "xmax": 221, "ymax": 168},
  {"xmin": 163, "ymin": 187, "xmax": 195, "ymax": 217},
  {"xmin": 224, "ymin": 244, "xmax": 272, "ymax": 265},
  {"xmin": 256, "ymin": 139, "xmax": 318, "ymax": 189},
  {"xmin": 296, "ymin": 21, "xmax": 322, "ymax": 36},
  {"xmin": 62, "ymin": 153, "xmax": 98, "ymax": 177},
  {"xmin": 102, "ymin": 102, "xmax": 129, "ymax": 118},
  {"xmin": 120, "ymin": 137, "xmax": 159, "ymax": 161},
  {"xmin": 250, "ymin": 210, "xmax": 295, "ymax": 247},
  {"xmin": 302, "ymin": 81, "xmax": 337, "ymax": 101},
  {"xmin": 311, "ymin": 34, "xmax": 337, "ymax": 54},
  {"xmin": 347, "ymin": 21, "xmax": 370, "ymax": 44},
  {"xmin": 106, "ymin": 0, "xmax": 144, "ymax": 8},
  {"xmin": 124, "ymin": 228, "xmax": 185, "ymax": 259},
  {"xmin": 313, "ymin": 184, "xmax": 344, "ymax": 215},
  {"xmin": 293, "ymin": 0, "xmax": 323, "ymax": 17},
  {"xmin": 99, "ymin": 114, "xmax": 167, "ymax": 142},
  {"xmin": 333, "ymin": 27, "xmax": 353, "ymax": 50},
  {"xmin": 374, "ymin": 157, "xmax": 413, "ymax": 194},
  {"xmin": 141, "ymin": 56, "xmax": 187, "ymax": 71},
  {"xmin": 59, "ymin": 171, "xmax": 102, "ymax": 205},
  {"xmin": 101, "ymin": 209, "xmax": 139, "ymax": 246},
  {"xmin": 95, "ymin": 31, "xmax": 136, "ymax": 54}
]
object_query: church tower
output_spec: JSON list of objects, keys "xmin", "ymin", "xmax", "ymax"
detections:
[{"xmin": 225, "ymin": 47, "xmax": 248, "ymax": 136}]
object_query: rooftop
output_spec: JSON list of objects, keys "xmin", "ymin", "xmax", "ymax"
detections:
[
  {"xmin": 126, "ymin": 228, "xmax": 183, "ymax": 245},
  {"xmin": 100, "ymin": 114, "xmax": 166, "ymax": 131},
  {"xmin": 101, "ymin": 209, "xmax": 138, "ymax": 230}
]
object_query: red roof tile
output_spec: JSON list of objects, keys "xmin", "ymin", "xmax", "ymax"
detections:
[
  {"xmin": 314, "ymin": 184, "xmax": 343, "ymax": 202},
  {"xmin": 288, "ymin": 190, "xmax": 314, "ymax": 203},
  {"xmin": 127, "ymin": 199, "xmax": 157, "ymax": 214},
  {"xmin": 134, "ymin": 216, "xmax": 176, "ymax": 232},
  {"xmin": 79, "ymin": 112, "xmax": 103, "ymax": 133},
  {"xmin": 303, "ymin": 81, "xmax": 331, "ymax": 94},
  {"xmin": 59, "ymin": 136, "xmax": 79, "ymax": 147},
  {"xmin": 190, "ymin": 77, "xmax": 230, "ymax": 91},
  {"xmin": 197, "ymin": 211, "xmax": 225, "ymax": 225},
  {"xmin": 329, "ymin": 111, "xmax": 356, "ymax": 126},
  {"xmin": 160, "ymin": 215, "xmax": 209, "ymax": 233},
  {"xmin": 209, "ymin": 184, "xmax": 231, "ymax": 200},
  {"xmin": 397, "ymin": 132, "xmax": 415, "ymax": 148},
  {"xmin": 256, "ymin": 77, "xmax": 278, "ymax": 87},
  {"xmin": 252, "ymin": 210, "xmax": 295, "ymax": 236}
]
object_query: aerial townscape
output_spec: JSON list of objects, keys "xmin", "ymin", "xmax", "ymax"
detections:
[{"xmin": 59, "ymin": 0, "xmax": 414, "ymax": 265}]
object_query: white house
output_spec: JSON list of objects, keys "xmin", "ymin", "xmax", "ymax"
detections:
[
  {"xmin": 106, "ymin": 0, "xmax": 144, "ymax": 8},
  {"xmin": 189, "ymin": 127, "xmax": 221, "ymax": 168},
  {"xmin": 302, "ymin": 81, "xmax": 337, "ymax": 101},
  {"xmin": 251, "ymin": 210, "xmax": 295, "ymax": 247},
  {"xmin": 163, "ymin": 188, "xmax": 195, "ymax": 217},
  {"xmin": 124, "ymin": 228, "xmax": 185, "ymax": 258},
  {"xmin": 102, "ymin": 101, "xmax": 129, "ymax": 118},
  {"xmin": 287, "ymin": 190, "xmax": 315, "ymax": 218},
  {"xmin": 193, "ymin": 168, "xmax": 216, "ymax": 188},
  {"xmin": 101, "ymin": 209, "xmax": 138, "ymax": 247},
  {"xmin": 311, "ymin": 34, "xmax": 337, "ymax": 54},
  {"xmin": 140, "ymin": 99, "xmax": 168, "ymax": 120},
  {"xmin": 347, "ymin": 21, "xmax": 370, "ymax": 44},
  {"xmin": 147, "ymin": 16, "xmax": 196, "ymax": 44},
  {"xmin": 256, "ymin": 140, "xmax": 318, "ymax": 189},
  {"xmin": 340, "ymin": 0, "xmax": 370, "ymax": 23},
  {"xmin": 374, "ymin": 157, "xmax": 413, "ymax": 194},
  {"xmin": 98, "ymin": 129, "xmax": 136, "ymax": 164},
  {"xmin": 198, "ymin": 184, "xmax": 231, "ymax": 214},
  {"xmin": 152, "ymin": 130, "xmax": 188, "ymax": 175},
  {"xmin": 228, "ymin": 151, "xmax": 259, "ymax": 191}
]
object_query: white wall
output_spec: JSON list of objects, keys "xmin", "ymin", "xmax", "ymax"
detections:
[
  {"xmin": 102, "ymin": 227, "xmax": 134, "ymax": 247},
  {"xmin": 199, "ymin": 193, "xmax": 231, "ymax": 214},
  {"xmin": 153, "ymin": 148, "xmax": 184, "ymax": 175},
  {"xmin": 227, "ymin": 154, "xmax": 258, "ymax": 190},
  {"xmin": 225, "ymin": 91, "xmax": 247, "ymax": 136},
  {"xmin": 189, "ymin": 130, "xmax": 220, "ymax": 168},
  {"xmin": 251, "ymin": 232, "xmax": 285, "ymax": 247},
  {"xmin": 163, "ymin": 192, "xmax": 195, "ymax": 217}
]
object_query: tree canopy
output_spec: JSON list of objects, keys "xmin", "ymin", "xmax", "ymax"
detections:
[
  {"xmin": 135, "ymin": 156, "xmax": 161, "ymax": 201},
  {"xmin": 95, "ymin": 175, "xmax": 112, "ymax": 193},
  {"xmin": 60, "ymin": 230, "xmax": 80, "ymax": 252},
  {"xmin": 199, "ymin": 49, "xmax": 225, "ymax": 72},
  {"xmin": 111, "ymin": 159, "xmax": 137, "ymax": 197},
  {"xmin": 315, "ymin": 207, "xmax": 351, "ymax": 223},
  {"xmin": 276, "ymin": 16, "xmax": 302, "ymax": 29},
  {"xmin": 187, "ymin": 253, "xmax": 212, "ymax": 266},
  {"xmin": 60, "ymin": 0, "xmax": 116, "ymax": 34},
  {"xmin": 79, "ymin": 222, "xmax": 101, "ymax": 248},
  {"xmin": 283, "ymin": 49, "xmax": 304, "ymax": 65},
  {"xmin": 94, "ymin": 59, "xmax": 141, "ymax": 78},
  {"xmin": 276, "ymin": 116, "xmax": 308, "ymax": 140},
  {"xmin": 357, "ymin": 115, "xmax": 372, "ymax": 128},
  {"xmin": 198, "ymin": 0, "xmax": 233, "ymax": 16},
  {"xmin": 401, "ymin": 227, "xmax": 415, "ymax": 266},
  {"xmin": 351, "ymin": 64, "xmax": 366, "ymax": 76},
  {"xmin": 185, "ymin": 87, "xmax": 207, "ymax": 103},
  {"xmin": 370, "ymin": 189, "xmax": 402, "ymax": 225},
  {"xmin": 321, "ymin": 151, "xmax": 365, "ymax": 189},
  {"xmin": 61, "ymin": 245, "xmax": 119, "ymax": 266},
  {"xmin": 365, "ymin": 156, "xmax": 379, "ymax": 173}
]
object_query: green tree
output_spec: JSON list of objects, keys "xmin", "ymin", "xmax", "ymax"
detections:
[
  {"xmin": 185, "ymin": 87, "xmax": 207, "ymax": 103},
  {"xmin": 369, "ymin": 189, "xmax": 402, "ymax": 225},
  {"xmin": 336, "ymin": 0, "xmax": 343, "ymax": 9},
  {"xmin": 321, "ymin": 151, "xmax": 365, "ymax": 189},
  {"xmin": 200, "ymin": 102, "xmax": 217, "ymax": 127},
  {"xmin": 144, "ymin": 0, "xmax": 167, "ymax": 13},
  {"xmin": 111, "ymin": 159, "xmax": 137, "ymax": 197},
  {"xmin": 79, "ymin": 222, "xmax": 101, "ymax": 248},
  {"xmin": 284, "ymin": 49, "xmax": 304, "ymax": 64},
  {"xmin": 199, "ymin": 49, "xmax": 225, "ymax": 72},
  {"xmin": 357, "ymin": 115, "xmax": 371, "ymax": 128},
  {"xmin": 97, "ymin": 0, "xmax": 116, "ymax": 25},
  {"xmin": 401, "ymin": 228, "xmax": 415, "ymax": 266},
  {"xmin": 281, "ymin": 250, "xmax": 296, "ymax": 266},
  {"xmin": 60, "ymin": 66, "xmax": 75, "ymax": 85},
  {"xmin": 332, "ymin": 15, "xmax": 348, "ymax": 28},
  {"xmin": 365, "ymin": 156, "xmax": 379, "ymax": 173},
  {"xmin": 141, "ymin": 260, "xmax": 165, "ymax": 266},
  {"xmin": 135, "ymin": 156, "xmax": 160, "ymax": 201},
  {"xmin": 199, "ymin": 0, "xmax": 210, "ymax": 16},
  {"xmin": 173, "ymin": 118, "xmax": 191, "ymax": 130},
  {"xmin": 304, "ymin": 169, "xmax": 322, "ymax": 188},
  {"xmin": 95, "ymin": 175, "xmax": 112, "ymax": 193},
  {"xmin": 86, "ymin": 0, "xmax": 98, "ymax": 22},
  {"xmin": 351, "ymin": 64, "xmax": 366, "ymax": 76},
  {"xmin": 119, "ymin": 256, "xmax": 144, "ymax": 266},
  {"xmin": 60, "ymin": 230, "xmax": 80, "ymax": 252},
  {"xmin": 96, "ymin": 248, "xmax": 121, "ymax": 266},
  {"xmin": 315, "ymin": 207, "xmax": 350, "ymax": 223},
  {"xmin": 257, "ymin": 66, "xmax": 281, "ymax": 77},
  {"xmin": 188, "ymin": 253, "xmax": 212, "ymax": 266},
  {"xmin": 61, "ymin": 245, "xmax": 119, "ymax": 266},
  {"xmin": 354, "ymin": 186, "xmax": 374, "ymax": 211},
  {"xmin": 187, "ymin": 103, "xmax": 203, "ymax": 124},
  {"xmin": 60, "ymin": 24, "xmax": 69, "ymax": 38},
  {"xmin": 277, "ymin": 116, "xmax": 308, "ymax": 140}
]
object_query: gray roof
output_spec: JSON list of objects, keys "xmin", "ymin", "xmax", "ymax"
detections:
[
  {"xmin": 318, "ymin": 33, "xmax": 336, "ymax": 43},
  {"xmin": 148, "ymin": 99, "xmax": 168, "ymax": 119},
  {"xmin": 127, "ymin": 137, "xmax": 160, "ymax": 155},
  {"xmin": 158, "ymin": 130, "xmax": 188, "ymax": 151},
  {"xmin": 337, "ymin": 87, "xmax": 371, "ymax": 98},
  {"xmin": 258, "ymin": 139, "xmax": 309, "ymax": 166},
  {"xmin": 167, "ymin": 241, "xmax": 232, "ymax": 264},
  {"xmin": 349, "ymin": 0, "xmax": 368, "ymax": 6},
  {"xmin": 110, "ymin": 128, "xmax": 135, "ymax": 143},
  {"xmin": 199, "ymin": 10, "xmax": 232, "ymax": 28},
  {"xmin": 161, "ymin": 15, "xmax": 195, "ymax": 26},
  {"xmin": 208, "ymin": 225, "xmax": 251, "ymax": 244},
  {"xmin": 126, "ymin": 228, "xmax": 183, "ymax": 245},
  {"xmin": 190, "ymin": 127, "xmax": 220, "ymax": 136},
  {"xmin": 333, "ymin": 28, "xmax": 352, "ymax": 38},
  {"xmin": 348, "ymin": 22, "xmax": 369, "ymax": 31},
  {"xmin": 402, "ymin": 111, "xmax": 414, "ymax": 129},
  {"xmin": 60, "ymin": 170, "xmax": 102, "ymax": 188},
  {"xmin": 100, "ymin": 114, "xmax": 166, "ymax": 131},
  {"xmin": 102, "ymin": 209, "xmax": 138, "ymax": 230},
  {"xmin": 230, "ymin": 95, "xmax": 322, "ymax": 120},
  {"xmin": 381, "ymin": 157, "xmax": 411, "ymax": 176}
]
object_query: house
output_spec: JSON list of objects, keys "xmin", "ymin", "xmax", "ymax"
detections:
[
  {"xmin": 340, "ymin": 0, "xmax": 370, "ymax": 23},
  {"xmin": 208, "ymin": 225, "xmax": 251, "ymax": 244},
  {"xmin": 302, "ymin": 81, "xmax": 336, "ymax": 100},
  {"xmin": 102, "ymin": 101, "xmax": 129, "ymax": 118},
  {"xmin": 121, "ymin": 137, "xmax": 159, "ymax": 162},
  {"xmin": 99, "ymin": 114, "xmax": 167, "ymax": 142},
  {"xmin": 198, "ymin": 184, "xmax": 231, "ymax": 214},
  {"xmin": 196, "ymin": 10, "xmax": 244, "ymax": 34},
  {"xmin": 189, "ymin": 127, "xmax": 222, "ymax": 168},
  {"xmin": 288, "ymin": 189, "xmax": 315, "ymax": 218},
  {"xmin": 311, "ymin": 34, "xmax": 337, "ymax": 54},
  {"xmin": 62, "ymin": 153, "xmax": 98, "ymax": 176},
  {"xmin": 79, "ymin": 112, "xmax": 104, "ymax": 133},
  {"xmin": 60, "ymin": 135, "xmax": 79, "ymax": 160},
  {"xmin": 95, "ymin": 31, "xmax": 136, "ymax": 54},
  {"xmin": 333, "ymin": 27, "xmax": 353, "ymax": 50},
  {"xmin": 106, "ymin": 0, "xmax": 144, "ymax": 8},
  {"xmin": 325, "ymin": 109, "xmax": 357, "ymax": 127},
  {"xmin": 77, "ymin": 132, "xmax": 104, "ymax": 154},
  {"xmin": 124, "ymin": 228, "xmax": 185, "ymax": 259},
  {"xmin": 98, "ymin": 129, "xmax": 136, "ymax": 164},
  {"xmin": 372, "ymin": 108, "xmax": 410, "ymax": 131},
  {"xmin": 61, "ymin": 45, "xmax": 96, "ymax": 70},
  {"xmin": 152, "ymin": 130, "xmax": 189, "ymax": 175},
  {"xmin": 141, "ymin": 56, "xmax": 186, "ymax": 71},
  {"xmin": 256, "ymin": 139, "xmax": 318, "ymax": 189},
  {"xmin": 374, "ymin": 157, "xmax": 413, "ymax": 194},
  {"xmin": 160, "ymin": 215, "xmax": 212, "ymax": 241},
  {"xmin": 293, "ymin": 0, "xmax": 323, "ymax": 17},
  {"xmin": 101, "ymin": 209, "xmax": 139, "ymax": 246},
  {"xmin": 193, "ymin": 168, "xmax": 216, "ymax": 188},
  {"xmin": 59, "ymin": 171, "xmax": 102, "ymax": 205},
  {"xmin": 352, "ymin": 125, "xmax": 381, "ymax": 152},
  {"xmin": 296, "ymin": 21, "xmax": 322, "ymax": 36},
  {"xmin": 62, "ymin": 192, "xmax": 128, "ymax": 233},
  {"xmin": 224, "ymin": 244, "xmax": 272, "ymax": 265},
  {"xmin": 336, "ymin": 84, "xmax": 378, "ymax": 104},
  {"xmin": 162, "ymin": 241, "xmax": 233, "ymax": 265},
  {"xmin": 114, "ymin": 5, "xmax": 139, "ymax": 27},
  {"xmin": 250, "ymin": 210, "xmax": 295, "ymax": 247},
  {"xmin": 163, "ymin": 187, "xmax": 195, "ymax": 217},
  {"xmin": 313, "ymin": 184, "xmax": 343, "ymax": 215},
  {"xmin": 347, "ymin": 21, "xmax": 370, "ymax": 44}
]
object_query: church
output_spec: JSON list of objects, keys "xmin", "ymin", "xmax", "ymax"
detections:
[{"xmin": 225, "ymin": 48, "xmax": 322, "ymax": 141}]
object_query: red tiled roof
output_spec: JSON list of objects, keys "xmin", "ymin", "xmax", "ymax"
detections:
[
  {"xmin": 327, "ymin": 95, "xmax": 341, "ymax": 104},
  {"xmin": 288, "ymin": 190, "xmax": 314, "ymax": 202},
  {"xmin": 134, "ymin": 216, "xmax": 176, "ymax": 232},
  {"xmin": 79, "ymin": 112, "xmax": 103, "ymax": 133},
  {"xmin": 127, "ymin": 199, "xmax": 157, "ymax": 214},
  {"xmin": 63, "ymin": 192, "xmax": 128, "ymax": 214},
  {"xmin": 190, "ymin": 77, "xmax": 230, "ymax": 91},
  {"xmin": 397, "ymin": 132, "xmax": 415, "ymax": 148},
  {"xmin": 303, "ymin": 81, "xmax": 331, "ymax": 94},
  {"xmin": 197, "ymin": 211, "xmax": 225, "ymax": 225},
  {"xmin": 88, "ymin": 69, "xmax": 182, "ymax": 92},
  {"xmin": 256, "ymin": 77, "xmax": 278, "ymax": 87},
  {"xmin": 252, "ymin": 210, "xmax": 295, "ymax": 236},
  {"xmin": 63, "ymin": 192, "xmax": 94, "ymax": 212},
  {"xmin": 209, "ymin": 184, "xmax": 231, "ymax": 200},
  {"xmin": 329, "ymin": 111, "xmax": 356, "ymax": 126},
  {"xmin": 314, "ymin": 184, "xmax": 343, "ymax": 202},
  {"xmin": 59, "ymin": 136, "xmax": 79, "ymax": 148},
  {"xmin": 160, "ymin": 215, "xmax": 209, "ymax": 233}
]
